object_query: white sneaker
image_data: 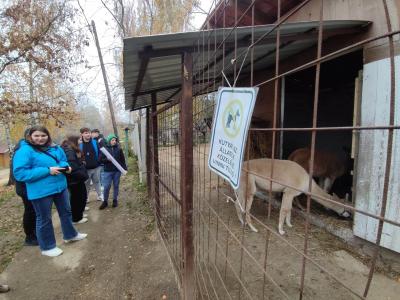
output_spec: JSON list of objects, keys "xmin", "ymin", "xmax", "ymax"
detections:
[
  {"xmin": 97, "ymin": 196, "xmax": 103, "ymax": 201},
  {"xmin": 85, "ymin": 206, "xmax": 90, "ymax": 211},
  {"xmin": 41, "ymin": 247, "xmax": 63, "ymax": 257},
  {"xmin": 83, "ymin": 213, "xmax": 88, "ymax": 218},
  {"xmin": 64, "ymin": 232, "xmax": 87, "ymax": 243},
  {"xmin": 73, "ymin": 217, "xmax": 88, "ymax": 225}
]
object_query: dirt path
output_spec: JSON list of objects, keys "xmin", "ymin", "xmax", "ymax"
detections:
[{"xmin": 0, "ymin": 164, "xmax": 179, "ymax": 300}]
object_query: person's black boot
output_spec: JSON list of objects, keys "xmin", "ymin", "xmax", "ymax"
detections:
[
  {"xmin": 99, "ymin": 201, "xmax": 108, "ymax": 210},
  {"xmin": 24, "ymin": 236, "xmax": 39, "ymax": 246},
  {"xmin": 112, "ymin": 200, "xmax": 118, "ymax": 208}
]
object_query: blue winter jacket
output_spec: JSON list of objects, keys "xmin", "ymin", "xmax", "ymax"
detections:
[{"xmin": 13, "ymin": 141, "xmax": 70, "ymax": 200}]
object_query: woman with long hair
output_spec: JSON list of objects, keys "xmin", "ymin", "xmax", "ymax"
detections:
[
  {"xmin": 13, "ymin": 125, "xmax": 87, "ymax": 257},
  {"xmin": 61, "ymin": 135, "xmax": 89, "ymax": 224}
]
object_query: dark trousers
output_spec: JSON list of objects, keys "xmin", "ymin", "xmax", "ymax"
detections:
[
  {"xmin": 68, "ymin": 182, "xmax": 87, "ymax": 222},
  {"xmin": 103, "ymin": 171, "xmax": 121, "ymax": 203},
  {"xmin": 21, "ymin": 196, "xmax": 36, "ymax": 241}
]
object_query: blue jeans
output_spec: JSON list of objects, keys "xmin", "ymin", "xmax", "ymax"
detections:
[
  {"xmin": 100, "ymin": 165, "xmax": 104, "ymax": 186},
  {"xmin": 103, "ymin": 171, "xmax": 121, "ymax": 202},
  {"xmin": 31, "ymin": 189, "xmax": 78, "ymax": 251}
]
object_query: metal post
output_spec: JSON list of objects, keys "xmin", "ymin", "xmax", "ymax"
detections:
[
  {"xmin": 146, "ymin": 108, "xmax": 151, "ymax": 197},
  {"xmin": 180, "ymin": 52, "xmax": 195, "ymax": 299},
  {"xmin": 151, "ymin": 93, "xmax": 160, "ymax": 223},
  {"xmin": 124, "ymin": 127, "xmax": 129, "ymax": 158}
]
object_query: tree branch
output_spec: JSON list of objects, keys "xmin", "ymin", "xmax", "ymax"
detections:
[
  {"xmin": 100, "ymin": 0, "xmax": 125, "ymax": 36},
  {"xmin": 0, "ymin": 3, "xmax": 64, "ymax": 75}
]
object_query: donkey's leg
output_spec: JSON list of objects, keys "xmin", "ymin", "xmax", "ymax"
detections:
[
  {"xmin": 234, "ymin": 189, "xmax": 245, "ymax": 225},
  {"xmin": 243, "ymin": 179, "xmax": 258, "ymax": 233},
  {"xmin": 278, "ymin": 192, "xmax": 295, "ymax": 235},
  {"xmin": 318, "ymin": 177, "xmax": 325, "ymax": 189},
  {"xmin": 323, "ymin": 177, "xmax": 332, "ymax": 192}
]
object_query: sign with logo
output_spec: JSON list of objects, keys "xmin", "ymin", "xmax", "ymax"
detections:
[{"xmin": 208, "ymin": 87, "xmax": 258, "ymax": 189}]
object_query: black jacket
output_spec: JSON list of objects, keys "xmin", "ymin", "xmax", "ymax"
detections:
[
  {"xmin": 81, "ymin": 139, "xmax": 100, "ymax": 169},
  {"xmin": 62, "ymin": 146, "xmax": 89, "ymax": 185},
  {"xmin": 101, "ymin": 145, "xmax": 127, "ymax": 172}
]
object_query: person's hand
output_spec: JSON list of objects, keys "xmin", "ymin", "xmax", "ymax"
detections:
[
  {"xmin": 66, "ymin": 167, "xmax": 72, "ymax": 174},
  {"xmin": 49, "ymin": 167, "xmax": 64, "ymax": 175}
]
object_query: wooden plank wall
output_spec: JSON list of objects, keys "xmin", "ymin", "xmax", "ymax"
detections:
[{"xmin": 353, "ymin": 55, "xmax": 400, "ymax": 253}]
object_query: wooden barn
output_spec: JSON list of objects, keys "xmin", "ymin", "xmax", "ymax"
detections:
[{"xmin": 0, "ymin": 144, "xmax": 10, "ymax": 169}]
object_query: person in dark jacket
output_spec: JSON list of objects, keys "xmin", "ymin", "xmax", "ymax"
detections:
[
  {"xmin": 10, "ymin": 129, "xmax": 38, "ymax": 246},
  {"xmin": 61, "ymin": 136, "xmax": 89, "ymax": 224},
  {"xmin": 99, "ymin": 134, "xmax": 127, "ymax": 209},
  {"xmin": 80, "ymin": 127, "xmax": 103, "ymax": 201},
  {"xmin": 91, "ymin": 129, "xmax": 105, "ymax": 148},
  {"xmin": 91, "ymin": 129, "xmax": 105, "ymax": 187}
]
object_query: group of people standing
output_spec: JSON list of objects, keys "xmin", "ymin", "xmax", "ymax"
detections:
[{"xmin": 10, "ymin": 125, "xmax": 127, "ymax": 259}]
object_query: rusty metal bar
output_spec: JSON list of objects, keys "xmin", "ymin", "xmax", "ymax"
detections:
[
  {"xmin": 146, "ymin": 107, "xmax": 151, "ymax": 198},
  {"xmin": 151, "ymin": 93, "xmax": 160, "ymax": 227},
  {"xmin": 249, "ymin": 124, "xmax": 400, "ymax": 132},
  {"xmin": 299, "ymin": 1, "xmax": 324, "ymax": 298},
  {"xmin": 158, "ymin": 176, "xmax": 182, "ymax": 206},
  {"xmin": 180, "ymin": 51, "xmax": 195, "ymax": 300}
]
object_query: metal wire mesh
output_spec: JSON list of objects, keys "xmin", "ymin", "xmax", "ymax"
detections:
[{"xmin": 147, "ymin": 0, "xmax": 400, "ymax": 299}]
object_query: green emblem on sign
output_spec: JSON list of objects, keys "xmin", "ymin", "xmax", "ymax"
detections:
[{"xmin": 222, "ymin": 99, "xmax": 243, "ymax": 138}]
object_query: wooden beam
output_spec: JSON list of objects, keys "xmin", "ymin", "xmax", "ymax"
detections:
[{"xmin": 180, "ymin": 51, "xmax": 195, "ymax": 300}]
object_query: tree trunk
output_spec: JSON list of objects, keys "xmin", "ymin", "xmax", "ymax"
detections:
[{"xmin": 4, "ymin": 123, "xmax": 15, "ymax": 186}]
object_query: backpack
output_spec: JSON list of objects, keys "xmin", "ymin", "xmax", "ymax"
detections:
[{"xmin": 11, "ymin": 140, "xmax": 27, "ymax": 199}]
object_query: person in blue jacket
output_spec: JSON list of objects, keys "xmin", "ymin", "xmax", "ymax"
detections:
[{"xmin": 13, "ymin": 125, "xmax": 87, "ymax": 257}]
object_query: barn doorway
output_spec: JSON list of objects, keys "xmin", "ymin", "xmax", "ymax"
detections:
[{"xmin": 281, "ymin": 50, "xmax": 363, "ymax": 198}]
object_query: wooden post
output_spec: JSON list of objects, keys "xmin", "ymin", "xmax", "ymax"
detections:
[
  {"xmin": 180, "ymin": 52, "xmax": 195, "ymax": 299},
  {"xmin": 91, "ymin": 20, "xmax": 119, "ymax": 137}
]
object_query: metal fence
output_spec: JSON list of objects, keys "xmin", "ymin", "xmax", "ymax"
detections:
[{"xmin": 146, "ymin": 0, "xmax": 400, "ymax": 299}]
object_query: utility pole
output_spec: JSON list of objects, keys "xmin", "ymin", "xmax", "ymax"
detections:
[{"xmin": 91, "ymin": 20, "xmax": 119, "ymax": 137}]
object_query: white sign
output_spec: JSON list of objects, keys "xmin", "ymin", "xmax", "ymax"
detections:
[
  {"xmin": 208, "ymin": 87, "xmax": 258, "ymax": 189},
  {"xmin": 100, "ymin": 147, "xmax": 128, "ymax": 175}
]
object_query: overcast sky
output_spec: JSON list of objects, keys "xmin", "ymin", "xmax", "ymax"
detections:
[{"xmin": 75, "ymin": 0, "xmax": 213, "ymax": 123}]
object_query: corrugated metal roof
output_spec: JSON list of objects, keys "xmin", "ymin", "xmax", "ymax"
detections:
[{"xmin": 123, "ymin": 20, "xmax": 370, "ymax": 111}]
